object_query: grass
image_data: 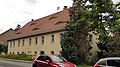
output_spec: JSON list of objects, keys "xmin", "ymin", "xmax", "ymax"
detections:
[{"xmin": 0, "ymin": 54, "xmax": 34, "ymax": 61}]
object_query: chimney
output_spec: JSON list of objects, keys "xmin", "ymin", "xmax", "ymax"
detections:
[
  {"xmin": 63, "ymin": 6, "xmax": 67, "ymax": 10},
  {"xmin": 31, "ymin": 19, "xmax": 34, "ymax": 21}
]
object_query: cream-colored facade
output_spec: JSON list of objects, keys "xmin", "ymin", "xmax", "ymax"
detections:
[
  {"xmin": 8, "ymin": 31, "xmax": 99, "ymax": 56},
  {"xmin": 89, "ymin": 31, "xmax": 99, "ymax": 55},
  {"xmin": 8, "ymin": 32, "xmax": 62, "ymax": 55}
]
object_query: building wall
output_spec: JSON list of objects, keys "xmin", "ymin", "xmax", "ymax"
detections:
[
  {"xmin": 0, "ymin": 29, "xmax": 15, "ymax": 46},
  {"xmin": 89, "ymin": 31, "xmax": 99, "ymax": 55},
  {"xmin": 8, "ymin": 32, "xmax": 62, "ymax": 56},
  {"xmin": 8, "ymin": 31, "xmax": 99, "ymax": 57}
]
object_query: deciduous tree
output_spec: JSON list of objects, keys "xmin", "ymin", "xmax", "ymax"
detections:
[{"xmin": 61, "ymin": 0, "xmax": 120, "ymax": 65}]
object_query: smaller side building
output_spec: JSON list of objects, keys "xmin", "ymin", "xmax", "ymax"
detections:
[{"xmin": 0, "ymin": 28, "xmax": 15, "ymax": 46}]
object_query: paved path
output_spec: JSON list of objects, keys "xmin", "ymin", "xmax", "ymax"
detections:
[{"xmin": 0, "ymin": 58, "xmax": 33, "ymax": 67}]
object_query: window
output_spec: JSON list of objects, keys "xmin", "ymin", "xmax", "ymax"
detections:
[
  {"xmin": 40, "ymin": 51, "xmax": 44, "ymax": 55},
  {"xmin": 22, "ymin": 52, "xmax": 24, "ymax": 54},
  {"xmin": 98, "ymin": 60, "xmax": 106, "ymax": 65},
  {"xmin": 35, "ymin": 37, "xmax": 38, "ymax": 45},
  {"xmin": 29, "ymin": 38, "xmax": 31, "ymax": 46},
  {"xmin": 17, "ymin": 52, "xmax": 19, "ymax": 54},
  {"xmin": 22, "ymin": 39, "xmax": 24, "ymax": 47},
  {"xmin": 34, "ymin": 51, "xmax": 37, "ymax": 55},
  {"xmin": 13, "ymin": 41, "xmax": 15, "ymax": 47},
  {"xmin": 51, "ymin": 51, "xmax": 54, "ymax": 54},
  {"xmin": 42, "ymin": 36, "xmax": 44, "ymax": 44},
  {"xmin": 89, "ymin": 34, "xmax": 93, "ymax": 43},
  {"xmin": 37, "ymin": 56, "xmax": 52, "ymax": 62},
  {"xmin": 37, "ymin": 56, "xmax": 46, "ymax": 61},
  {"xmin": 10, "ymin": 41, "xmax": 12, "ymax": 48},
  {"xmin": 50, "ymin": 55, "xmax": 67, "ymax": 63},
  {"xmin": 107, "ymin": 60, "xmax": 120, "ymax": 66},
  {"xmin": 18, "ymin": 40, "xmax": 20, "ymax": 47},
  {"xmin": 51, "ymin": 35, "xmax": 54, "ymax": 44}
]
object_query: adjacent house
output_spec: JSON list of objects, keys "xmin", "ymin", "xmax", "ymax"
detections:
[
  {"xmin": 0, "ymin": 28, "xmax": 15, "ymax": 46},
  {"xmin": 8, "ymin": 6, "xmax": 99, "ymax": 56}
]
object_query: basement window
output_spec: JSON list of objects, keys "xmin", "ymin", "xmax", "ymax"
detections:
[
  {"xmin": 40, "ymin": 51, "xmax": 44, "ymax": 55},
  {"xmin": 51, "ymin": 51, "xmax": 54, "ymax": 54},
  {"xmin": 22, "ymin": 52, "xmax": 24, "ymax": 54},
  {"xmin": 34, "ymin": 51, "xmax": 37, "ymax": 55},
  {"xmin": 17, "ymin": 52, "xmax": 19, "ymax": 54}
]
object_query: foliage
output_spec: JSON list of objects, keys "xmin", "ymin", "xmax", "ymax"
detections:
[
  {"xmin": 102, "ymin": 32, "xmax": 120, "ymax": 57},
  {"xmin": 88, "ymin": 0, "xmax": 120, "ymax": 58},
  {"xmin": 61, "ymin": 31, "xmax": 79, "ymax": 64},
  {"xmin": 0, "ymin": 44, "xmax": 7, "ymax": 54},
  {"xmin": 61, "ymin": 0, "xmax": 94, "ymax": 64},
  {"xmin": 73, "ymin": 0, "xmax": 120, "ymax": 59},
  {"xmin": 61, "ymin": 0, "xmax": 120, "ymax": 65}
]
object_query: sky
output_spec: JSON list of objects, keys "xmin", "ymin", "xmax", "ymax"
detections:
[{"xmin": 0, "ymin": 0, "xmax": 119, "ymax": 34}]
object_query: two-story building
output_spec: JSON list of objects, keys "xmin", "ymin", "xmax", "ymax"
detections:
[{"xmin": 8, "ymin": 6, "xmax": 99, "ymax": 56}]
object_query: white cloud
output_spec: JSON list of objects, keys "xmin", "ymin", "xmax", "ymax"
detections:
[
  {"xmin": 0, "ymin": 0, "xmax": 73, "ymax": 33},
  {"xmin": 113, "ymin": 0, "xmax": 120, "ymax": 3},
  {"xmin": 25, "ymin": 0, "xmax": 37, "ymax": 5}
]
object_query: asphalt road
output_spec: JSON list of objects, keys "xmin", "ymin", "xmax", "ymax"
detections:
[{"xmin": 0, "ymin": 59, "xmax": 32, "ymax": 67}]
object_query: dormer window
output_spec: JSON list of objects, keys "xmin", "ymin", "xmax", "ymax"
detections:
[
  {"xmin": 32, "ymin": 28, "xmax": 40, "ymax": 31},
  {"xmin": 16, "ymin": 32, "xmax": 21, "ymax": 34},
  {"xmin": 49, "ymin": 16, "xmax": 57, "ymax": 20},
  {"xmin": 55, "ymin": 20, "xmax": 67, "ymax": 25}
]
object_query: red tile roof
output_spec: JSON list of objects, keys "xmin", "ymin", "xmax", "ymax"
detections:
[{"xmin": 10, "ymin": 7, "xmax": 70, "ymax": 40}]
